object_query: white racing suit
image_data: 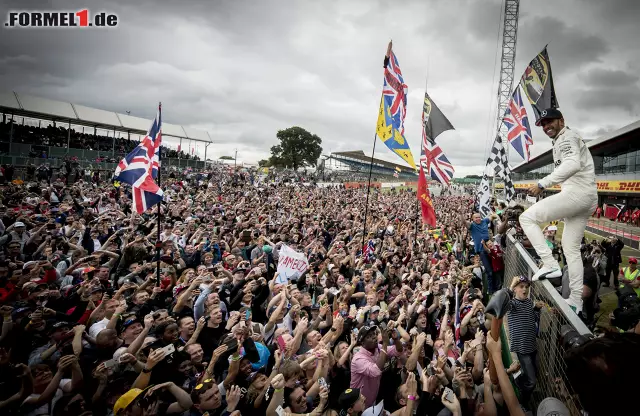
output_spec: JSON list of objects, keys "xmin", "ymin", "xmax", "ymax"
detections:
[{"xmin": 520, "ymin": 127, "xmax": 598, "ymax": 312}]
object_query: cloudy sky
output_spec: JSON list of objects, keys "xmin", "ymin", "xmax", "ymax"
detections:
[{"xmin": 1, "ymin": 0, "xmax": 639, "ymax": 175}]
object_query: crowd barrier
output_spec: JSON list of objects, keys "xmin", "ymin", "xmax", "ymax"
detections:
[
  {"xmin": 586, "ymin": 218, "xmax": 640, "ymax": 249},
  {"xmin": 503, "ymin": 234, "xmax": 591, "ymax": 415}
]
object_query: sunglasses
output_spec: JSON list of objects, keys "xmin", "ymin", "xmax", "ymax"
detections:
[{"xmin": 194, "ymin": 378, "xmax": 215, "ymax": 391}]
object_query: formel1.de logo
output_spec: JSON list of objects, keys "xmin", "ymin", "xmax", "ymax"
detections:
[{"xmin": 5, "ymin": 9, "xmax": 118, "ymax": 28}]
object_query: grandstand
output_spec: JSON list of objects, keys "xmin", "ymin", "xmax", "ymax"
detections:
[
  {"xmin": 0, "ymin": 91, "xmax": 213, "ymax": 172},
  {"xmin": 318, "ymin": 150, "xmax": 418, "ymax": 182}
]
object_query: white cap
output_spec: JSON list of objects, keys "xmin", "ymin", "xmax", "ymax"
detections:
[
  {"xmin": 536, "ymin": 397, "xmax": 570, "ymax": 416},
  {"xmin": 548, "ymin": 225, "xmax": 558, "ymax": 231},
  {"xmin": 14, "ymin": 221, "xmax": 25, "ymax": 227},
  {"xmin": 362, "ymin": 400, "xmax": 386, "ymax": 416}
]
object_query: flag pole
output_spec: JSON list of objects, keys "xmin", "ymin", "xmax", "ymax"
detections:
[
  {"xmin": 361, "ymin": 132, "xmax": 378, "ymax": 249},
  {"xmin": 413, "ymin": 190, "xmax": 419, "ymax": 249},
  {"xmin": 155, "ymin": 102, "xmax": 162, "ymax": 287}
]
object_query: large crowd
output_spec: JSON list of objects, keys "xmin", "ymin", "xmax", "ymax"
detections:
[{"xmin": 0, "ymin": 164, "xmax": 637, "ymax": 416}]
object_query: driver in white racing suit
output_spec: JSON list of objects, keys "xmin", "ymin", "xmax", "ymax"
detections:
[{"xmin": 519, "ymin": 108, "xmax": 598, "ymax": 314}]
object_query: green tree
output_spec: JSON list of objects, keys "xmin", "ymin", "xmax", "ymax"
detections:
[
  {"xmin": 258, "ymin": 159, "xmax": 270, "ymax": 167},
  {"xmin": 219, "ymin": 156, "xmax": 235, "ymax": 160},
  {"xmin": 269, "ymin": 126, "xmax": 322, "ymax": 170}
]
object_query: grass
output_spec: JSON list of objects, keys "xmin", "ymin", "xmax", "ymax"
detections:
[{"xmin": 548, "ymin": 221, "xmax": 640, "ymax": 328}]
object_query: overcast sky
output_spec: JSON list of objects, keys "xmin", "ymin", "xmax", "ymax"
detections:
[{"xmin": 1, "ymin": 0, "xmax": 639, "ymax": 175}]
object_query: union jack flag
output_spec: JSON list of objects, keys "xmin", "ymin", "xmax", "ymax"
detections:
[
  {"xmin": 114, "ymin": 104, "xmax": 164, "ymax": 214},
  {"xmin": 503, "ymin": 86, "xmax": 533, "ymax": 161},
  {"xmin": 362, "ymin": 239, "xmax": 375, "ymax": 262},
  {"xmin": 421, "ymin": 137, "xmax": 454, "ymax": 186},
  {"xmin": 383, "ymin": 44, "xmax": 408, "ymax": 136}
]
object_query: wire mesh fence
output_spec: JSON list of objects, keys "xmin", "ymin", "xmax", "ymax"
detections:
[{"xmin": 503, "ymin": 235, "xmax": 591, "ymax": 416}]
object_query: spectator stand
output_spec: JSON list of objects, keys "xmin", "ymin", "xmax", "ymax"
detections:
[
  {"xmin": 0, "ymin": 91, "xmax": 213, "ymax": 167},
  {"xmin": 503, "ymin": 234, "xmax": 591, "ymax": 415}
]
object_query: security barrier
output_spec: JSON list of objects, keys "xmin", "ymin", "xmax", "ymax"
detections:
[{"xmin": 503, "ymin": 235, "xmax": 591, "ymax": 415}]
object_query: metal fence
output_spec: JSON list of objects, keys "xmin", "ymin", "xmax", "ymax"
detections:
[
  {"xmin": 586, "ymin": 218, "xmax": 640, "ymax": 249},
  {"xmin": 503, "ymin": 234, "xmax": 591, "ymax": 415}
]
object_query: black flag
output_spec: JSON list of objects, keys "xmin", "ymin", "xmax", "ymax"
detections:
[
  {"xmin": 520, "ymin": 46, "xmax": 559, "ymax": 121},
  {"xmin": 422, "ymin": 92, "xmax": 454, "ymax": 142}
]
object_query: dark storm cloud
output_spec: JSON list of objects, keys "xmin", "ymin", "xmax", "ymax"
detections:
[
  {"xmin": 516, "ymin": 16, "xmax": 609, "ymax": 76},
  {"xmin": 580, "ymin": 68, "xmax": 639, "ymax": 88}
]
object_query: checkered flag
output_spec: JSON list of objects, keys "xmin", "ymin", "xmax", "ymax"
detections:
[{"xmin": 476, "ymin": 136, "xmax": 515, "ymax": 215}]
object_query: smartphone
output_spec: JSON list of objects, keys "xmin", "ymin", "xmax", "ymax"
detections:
[
  {"xmin": 161, "ymin": 343, "xmax": 175, "ymax": 356},
  {"xmin": 426, "ymin": 365, "xmax": 435, "ymax": 376},
  {"xmin": 318, "ymin": 377, "xmax": 327, "ymax": 389},
  {"xmin": 103, "ymin": 359, "xmax": 119, "ymax": 369},
  {"xmin": 319, "ymin": 298, "xmax": 327, "ymax": 307},
  {"xmin": 426, "ymin": 334, "xmax": 432, "ymax": 343},
  {"xmin": 276, "ymin": 335, "xmax": 287, "ymax": 351},
  {"xmin": 245, "ymin": 310, "xmax": 251, "ymax": 320},
  {"xmin": 352, "ymin": 328, "xmax": 359, "ymax": 335},
  {"xmin": 443, "ymin": 387, "xmax": 455, "ymax": 403}
]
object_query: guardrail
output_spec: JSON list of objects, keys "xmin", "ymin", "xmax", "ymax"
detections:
[
  {"xmin": 503, "ymin": 234, "xmax": 591, "ymax": 415},
  {"xmin": 586, "ymin": 218, "xmax": 640, "ymax": 249}
]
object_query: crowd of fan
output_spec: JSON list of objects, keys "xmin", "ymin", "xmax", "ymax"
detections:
[
  {"xmin": 0, "ymin": 121, "xmax": 200, "ymax": 161},
  {"xmin": 0, "ymin": 165, "xmax": 637, "ymax": 416}
]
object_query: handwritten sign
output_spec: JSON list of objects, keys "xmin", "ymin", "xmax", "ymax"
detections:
[{"xmin": 275, "ymin": 244, "xmax": 309, "ymax": 284}]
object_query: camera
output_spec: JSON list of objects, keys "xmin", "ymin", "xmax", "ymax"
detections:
[
  {"xmin": 560, "ymin": 324, "xmax": 593, "ymax": 351},
  {"xmin": 611, "ymin": 295, "xmax": 640, "ymax": 331}
]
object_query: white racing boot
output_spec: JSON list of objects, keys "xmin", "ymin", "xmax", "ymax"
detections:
[{"xmin": 532, "ymin": 266, "xmax": 562, "ymax": 281}]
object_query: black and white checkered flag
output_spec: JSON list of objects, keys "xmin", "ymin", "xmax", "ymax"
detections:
[{"xmin": 476, "ymin": 136, "xmax": 515, "ymax": 216}]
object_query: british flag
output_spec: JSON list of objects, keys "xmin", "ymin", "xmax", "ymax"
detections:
[
  {"xmin": 113, "ymin": 104, "xmax": 164, "ymax": 214},
  {"xmin": 362, "ymin": 239, "xmax": 375, "ymax": 262},
  {"xmin": 421, "ymin": 136, "xmax": 454, "ymax": 186},
  {"xmin": 503, "ymin": 87, "xmax": 533, "ymax": 161},
  {"xmin": 383, "ymin": 46, "xmax": 408, "ymax": 136}
]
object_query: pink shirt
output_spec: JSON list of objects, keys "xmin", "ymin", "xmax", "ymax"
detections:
[{"xmin": 350, "ymin": 345, "xmax": 398, "ymax": 408}]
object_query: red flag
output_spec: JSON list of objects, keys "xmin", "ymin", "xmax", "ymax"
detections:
[{"xmin": 418, "ymin": 164, "xmax": 436, "ymax": 227}]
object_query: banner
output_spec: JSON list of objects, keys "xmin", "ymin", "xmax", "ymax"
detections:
[
  {"xmin": 502, "ymin": 180, "xmax": 640, "ymax": 194},
  {"xmin": 375, "ymin": 41, "xmax": 418, "ymax": 170},
  {"xmin": 422, "ymin": 92, "xmax": 455, "ymax": 142},
  {"xmin": 275, "ymin": 245, "xmax": 309, "ymax": 284},
  {"xmin": 526, "ymin": 195, "xmax": 537, "ymax": 204},
  {"xmin": 520, "ymin": 46, "xmax": 559, "ymax": 121}
]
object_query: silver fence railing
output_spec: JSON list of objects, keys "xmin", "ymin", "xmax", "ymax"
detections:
[
  {"xmin": 503, "ymin": 234, "xmax": 591, "ymax": 416},
  {"xmin": 585, "ymin": 218, "xmax": 640, "ymax": 250}
]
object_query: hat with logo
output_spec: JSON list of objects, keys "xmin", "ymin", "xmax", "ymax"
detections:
[
  {"xmin": 357, "ymin": 324, "xmax": 378, "ymax": 344},
  {"xmin": 338, "ymin": 388, "xmax": 361, "ymax": 414},
  {"xmin": 535, "ymin": 108, "xmax": 563, "ymax": 126}
]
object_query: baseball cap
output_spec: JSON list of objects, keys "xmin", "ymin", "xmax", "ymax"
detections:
[
  {"xmin": 535, "ymin": 108, "xmax": 563, "ymax": 126},
  {"xmin": 13, "ymin": 221, "xmax": 25, "ymax": 228},
  {"xmin": 371, "ymin": 305, "xmax": 381, "ymax": 313},
  {"xmin": 629, "ymin": 257, "xmax": 637, "ymax": 264},
  {"xmin": 338, "ymin": 388, "xmax": 361, "ymax": 412},
  {"xmin": 113, "ymin": 388, "xmax": 147, "ymax": 415},
  {"xmin": 536, "ymin": 397, "xmax": 570, "ymax": 416},
  {"xmin": 357, "ymin": 324, "xmax": 378, "ymax": 344},
  {"xmin": 362, "ymin": 400, "xmax": 385, "ymax": 416}
]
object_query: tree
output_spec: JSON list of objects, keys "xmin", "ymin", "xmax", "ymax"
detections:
[
  {"xmin": 464, "ymin": 174, "xmax": 482, "ymax": 180},
  {"xmin": 268, "ymin": 126, "xmax": 322, "ymax": 170},
  {"xmin": 219, "ymin": 156, "xmax": 235, "ymax": 160},
  {"xmin": 258, "ymin": 159, "xmax": 270, "ymax": 167}
]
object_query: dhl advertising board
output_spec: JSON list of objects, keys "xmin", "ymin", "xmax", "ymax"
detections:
[{"xmin": 497, "ymin": 180, "xmax": 640, "ymax": 194}]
